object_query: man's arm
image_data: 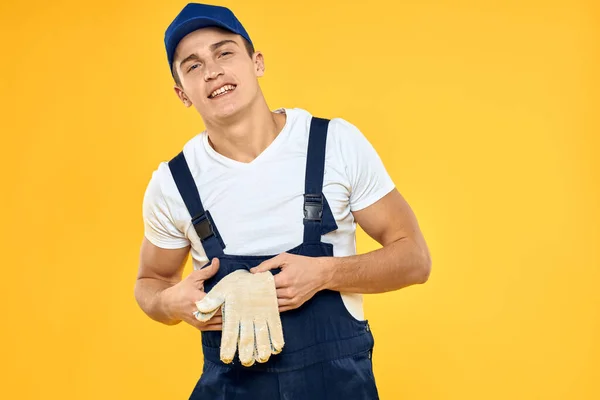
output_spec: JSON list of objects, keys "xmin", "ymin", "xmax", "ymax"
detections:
[
  {"xmin": 134, "ymin": 238, "xmax": 189, "ymax": 325},
  {"xmin": 134, "ymin": 237, "xmax": 222, "ymax": 330},
  {"xmin": 321, "ymin": 188, "xmax": 431, "ymax": 293},
  {"xmin": 250, "ymin": 188, "xmax": 431, "ymax": 311}
]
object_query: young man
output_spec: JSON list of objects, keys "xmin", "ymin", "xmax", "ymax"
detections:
[{"xmin": 134, "ymin": 3, "xmax": 431, "ymax": 399}]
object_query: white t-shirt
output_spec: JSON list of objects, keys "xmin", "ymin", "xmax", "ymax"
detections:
[{"xmin": 142, "ymin": 107, "xmax": 395, "ymax": 320}]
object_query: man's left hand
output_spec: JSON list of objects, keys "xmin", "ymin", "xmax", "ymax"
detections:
[{"xmin": 250, "ymin": 253, "xmax": 331, "ymax": 312}]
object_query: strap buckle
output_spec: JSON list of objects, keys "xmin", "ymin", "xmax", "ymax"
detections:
[
  {"xmin": 191, "ymin": 212, "xmax": 215, "ymax": 241},
  {"xmin": 303, "ymin": 194, "xmax": 323, "ymax": 222}
]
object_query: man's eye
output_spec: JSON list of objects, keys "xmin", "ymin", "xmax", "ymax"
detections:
[
  {"xmin": 188, "ymin": 63, "xmax": 200, "ymax": 72},
  {"xmin": 220, "ymin": 51, "xmax": 232, "ymax": 57}
]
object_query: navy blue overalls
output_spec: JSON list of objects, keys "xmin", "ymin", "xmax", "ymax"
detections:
[{"xmin": 168, "ymin": 117, "xmax": 380, "ymax": 399}]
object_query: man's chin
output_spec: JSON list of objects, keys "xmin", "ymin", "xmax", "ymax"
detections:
[{"xmin": 208, "ymin": 101, "xmax": 246, "ymax": 121}]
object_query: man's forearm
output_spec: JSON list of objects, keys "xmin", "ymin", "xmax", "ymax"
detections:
[
  {"xmin": 134, "ymin": 278, "xmax": 180, "ymax": 325},
  {"xmin": 321, "ymin": 237, "xmax": 431, "ymax": 293}
]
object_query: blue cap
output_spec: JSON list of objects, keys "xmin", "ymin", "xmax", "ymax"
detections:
[{"xmin": 164, "ymin": 3, "xmax": 253, "ymax": 75}]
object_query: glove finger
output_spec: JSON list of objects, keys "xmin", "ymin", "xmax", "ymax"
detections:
[
  {"xmin": 220, "ymin": 308, "xmax": 240, "ymax": 364},
  {"xmin": 267, "ymin": 315, "xmax": 285, "ymax": 354},
  {"xmin": 193, "ymin": 306, "xmax": 219, "ymax": 322},
  {"xmin": 254, "ymin": 318, "xmax": 271, "ymax": 363},
  {"xmin": 195, "ymin": 293, "xmax": 224, "ymax": 315},
  {"xmin": 238, "ymin": 317, "xmax": 256, "ymax": 367}
]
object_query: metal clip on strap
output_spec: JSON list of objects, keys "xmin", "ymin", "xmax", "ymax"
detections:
[
  {"xmin": 303, "ymin": 194, "xmax": 323, "ymax": 221},
  {"xmin": 191, "ymin": 212, "xmax": 215, "ymax": 241}
]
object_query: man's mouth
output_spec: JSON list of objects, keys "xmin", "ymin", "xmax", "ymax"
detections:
[{"xmin": 208, "ymin": 84, "xmax": 237, "ymax": 99}]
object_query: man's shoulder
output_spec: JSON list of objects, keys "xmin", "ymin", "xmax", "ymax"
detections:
[
  {"xmin": 145, "ymin": 133, "xmax": 207, "ymax": 189},
  {"xmin": 144, "ymin": 160, "xmax": 172, "ymax": 198},
  {"xmin": 178, "ymin": 133, "xmax": 206, "ymax": 162},
  {"xmin": 285, "ymin": 107, "xmax": 363, "ymax": 138},
  {"xmin": 144, "ymin": 134, "xmax": 203, "ymax": 198}
]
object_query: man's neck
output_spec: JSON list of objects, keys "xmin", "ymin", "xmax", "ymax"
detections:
[{"xmin": 204, "ymin": 99, "xmax": 286, "ymax": 164}]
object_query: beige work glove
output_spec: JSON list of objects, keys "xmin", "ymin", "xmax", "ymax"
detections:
[{"xmin": 194, "ymin": 269, "xmax": 285, "ymax": 367}]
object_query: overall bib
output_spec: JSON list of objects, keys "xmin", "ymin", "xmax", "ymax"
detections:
[{"xmin": 168, "ymin": 117, "xmax": 380, "ymax": 399}]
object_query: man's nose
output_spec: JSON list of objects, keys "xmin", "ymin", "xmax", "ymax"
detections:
[{"xmin": 204, "ymin": 62, "xmax": 224, "ymax": 81}]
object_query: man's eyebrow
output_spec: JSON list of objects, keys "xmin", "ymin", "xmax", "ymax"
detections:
[
  {"xmin": 178, "ymin": 40, "xmax": 239, "ymax": 68},
  {"xmin": 209, "ymin": 39, "xmax": 239, "ymax": 51},
  {"xmin": 179, "ymin": 53, "xmax": 201, "ymax": 68}
]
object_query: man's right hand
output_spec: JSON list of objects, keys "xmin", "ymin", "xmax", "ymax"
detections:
[{"xmin": 161, "ymin": 258, "xmax": 222, "ymax": 331}]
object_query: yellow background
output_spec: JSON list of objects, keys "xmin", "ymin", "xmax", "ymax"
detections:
[{"xmin": 1, "ymin": 0, "xmax": 598, "ymax": 398}]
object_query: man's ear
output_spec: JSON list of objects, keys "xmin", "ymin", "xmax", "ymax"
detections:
[
  {"xmin": 174, "ymin": 85, "xmax": 192, "ymax": 107},
  {"xmin": 253, "ymin": 51, "xmax": 265, "ymax": 77}
]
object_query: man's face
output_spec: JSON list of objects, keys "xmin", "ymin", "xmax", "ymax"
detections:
[{"xmin": 172, "ymin": 27, "xmax": 264, "ymax": 122}]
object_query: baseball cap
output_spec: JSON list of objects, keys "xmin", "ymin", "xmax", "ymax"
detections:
[{"xmin": 164, "ymin": 3, "xmax": 253, "ymax": 75}]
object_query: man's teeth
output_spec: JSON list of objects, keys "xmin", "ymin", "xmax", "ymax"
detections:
[{"xmin": 210, "ymin": 85, "xmax": 236, "ymax": 98}]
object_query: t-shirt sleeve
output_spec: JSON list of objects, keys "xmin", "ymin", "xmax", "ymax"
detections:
[
  {"xmin": 142, "ymin": 168, "xmax": 190, "ymax": 249},
  {"xmin": 333, "ymin": 118, "xmax": 396, "ymax": 212}
]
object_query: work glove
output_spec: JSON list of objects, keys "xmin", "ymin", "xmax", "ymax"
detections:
[{"xmin": 194, "ymin": 269, "xmax": 285, "ymax": 367}]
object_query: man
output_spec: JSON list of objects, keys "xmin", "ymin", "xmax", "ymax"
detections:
[{"xmin": 134, "ymin": 3, "xmax": 431, "ymax": 399}]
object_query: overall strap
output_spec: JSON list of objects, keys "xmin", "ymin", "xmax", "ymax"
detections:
[
  {"xmin": 168, "ymin": 151, "xmax": 225, "ymax": 259},
  {"xmin": 303, "ymin": 117, "xmax": 338, "ymax": 243}
]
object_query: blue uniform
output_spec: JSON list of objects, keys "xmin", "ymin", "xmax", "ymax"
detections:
[{"xmin": 168, "ymin": 117, "xmax": 380, "ymax": 399}]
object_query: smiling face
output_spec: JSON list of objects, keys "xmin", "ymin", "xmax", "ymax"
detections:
[{"xmin": 172, "ymin": 27, "xmax": 265, "ymax": 123}]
